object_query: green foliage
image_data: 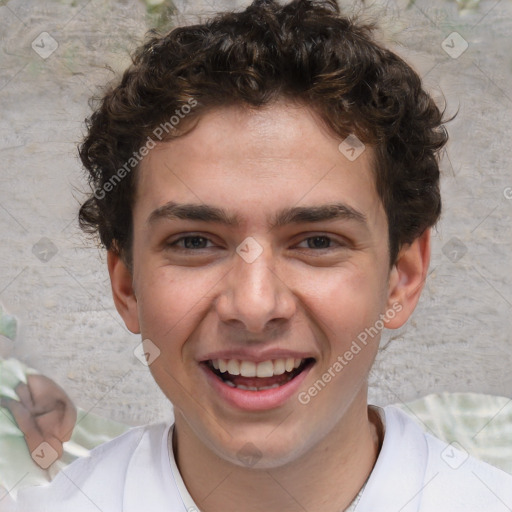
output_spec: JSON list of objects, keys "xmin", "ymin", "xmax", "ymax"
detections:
[
  {"xmin": 0, "ymin": 306, "xmax": 17, "ymax": 341},
  {"xmin": 143, "ymin": 0, "xmax": 177, "ymax": 30}
]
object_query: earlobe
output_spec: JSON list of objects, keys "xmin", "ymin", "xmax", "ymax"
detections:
[
  {"xmin": 384, "ymin": 229, "xmax": 431, "ymax": 329},
  {"xmin": 107, "ymin": 250, "xmax": 141, "ymax": 334}
]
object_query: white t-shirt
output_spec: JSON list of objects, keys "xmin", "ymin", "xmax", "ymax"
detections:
[{"xmin": 9, "ymin": 405, "xmax": 512, "ymax": 512}]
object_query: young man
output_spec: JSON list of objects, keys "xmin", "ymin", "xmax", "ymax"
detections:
[{"xmin": 10, "ymin": 0, "xmax": 512, "ymax": 510}]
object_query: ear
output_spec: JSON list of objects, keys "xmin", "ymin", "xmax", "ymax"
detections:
[
  {"xmin": 107, "ymin": 250, "xmax": 140, "ymax": 334},
  {"xmin": 384, "ymin": 228, "xmax": 431, "ymax": 329}
]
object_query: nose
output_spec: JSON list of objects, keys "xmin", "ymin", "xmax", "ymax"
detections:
[{"xmin": 215, "ymin": 242, "xmax": 296, "ymax": 334}]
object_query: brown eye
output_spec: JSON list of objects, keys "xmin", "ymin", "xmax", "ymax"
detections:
[
  {"xmin": 295, "ymin": 235, "xmax": 345, "ymax": 250},
  {"xmin": 168, "ymin": 235, "xmax": 213, "ymax": 250},
  {"xmin": 306, "ymin": 236, "xmax": 332, "ymax": 249}
]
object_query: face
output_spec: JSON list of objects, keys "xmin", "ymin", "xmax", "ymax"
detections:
[{"xmin": 109, "ymin": 100, "xmax": 429, "ymax": 468}]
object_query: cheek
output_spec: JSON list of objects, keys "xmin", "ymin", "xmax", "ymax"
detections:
[
  {"xmin": 135, "ymin": 266, "xmax": 221, "ymax": 350},
  {"xmin": 299, "ymin": 265, "xmax": 387, "ymax": 337},
  {"xmin": 296, "ymin": 270, "xmax": 384, "ymax": 413},
  {"xmin": 134, "ymin": 268, "xmax": 212, "ymax": 406}
]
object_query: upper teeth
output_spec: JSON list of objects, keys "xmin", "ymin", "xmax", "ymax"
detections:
[{"xmin": 211, "ymin": 358, "xmax": 304, "ymax": 378}]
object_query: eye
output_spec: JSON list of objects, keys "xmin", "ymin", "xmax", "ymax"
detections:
[
  {"xmin": 165, "ymin": 234, "xmax": 348, "ymax": 253},
  {"xmin": 295, "ymin": 235, "xmax": 345, "ymax": 250},
  {"xmin": 167, "ymin": 235, "xmax": 215, "ymax": 250}
]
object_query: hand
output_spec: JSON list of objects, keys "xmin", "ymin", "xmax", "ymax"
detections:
[{"xmin": 0, "ymin": 374, "xmax": 77, "ymax": 462}]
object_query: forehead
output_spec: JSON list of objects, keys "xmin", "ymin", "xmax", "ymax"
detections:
[{"xmin": 135, "ymin": 100, "xmax": 385, "ymax": 231}]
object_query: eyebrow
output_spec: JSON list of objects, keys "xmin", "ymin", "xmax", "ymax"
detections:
[{"xmin": 147, "ymin": 201, "xmax": 367, "ymax": 230}]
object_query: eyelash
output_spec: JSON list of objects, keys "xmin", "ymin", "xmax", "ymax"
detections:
[{"xmin": 166, "ymin": 234, "xmax": 347, "ymax": 252}]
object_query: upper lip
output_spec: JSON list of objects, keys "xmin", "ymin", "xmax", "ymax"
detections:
[{"xmin": 199, "ymin": 349, "xmax": 317, "ymax": 364}]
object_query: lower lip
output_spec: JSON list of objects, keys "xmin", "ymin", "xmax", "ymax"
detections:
[{"xmin": 200, "ymin": 362, "xmax": 314, "ymax": 411}]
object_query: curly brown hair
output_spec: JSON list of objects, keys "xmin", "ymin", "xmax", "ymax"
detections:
[{"xmin": 78, "ymin": 0, "xmax": 448, "ymax": 269}]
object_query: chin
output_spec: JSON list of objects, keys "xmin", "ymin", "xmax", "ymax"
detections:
[{"xmin": 212, "ymin": 427, "xmax": 311, "ymax": 470}]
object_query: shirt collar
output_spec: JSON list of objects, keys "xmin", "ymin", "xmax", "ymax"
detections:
[
  {"xmin": 132, "ymin": 405, "xmax": 428, "ymax": 512},
  {"xmin": 355, "ymin": 405, "xmax": 428, "ymax": 512},
  {"xmin": 123, "ymin": 422, "xmax": 194, "ymax": 512}
]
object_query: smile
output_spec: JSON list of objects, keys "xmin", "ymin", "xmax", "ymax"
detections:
[{"xmin": 204, "ymin": 357, "xmax": 316, "ymax": 391}]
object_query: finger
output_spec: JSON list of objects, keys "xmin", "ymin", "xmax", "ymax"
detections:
[
  {"xmin": 36, "ymin": 402, "xmax": 77, "ymax": 443},
  {"xmin": 1, "ymin": 398, "xmax": 45, "ymax": 453},
  {"xmin": 2, "ymin": 397, "xmax": 65, "ymax": 460},
  {"xmin": 13, "ymin": 382, "xmax": 35, "ymax": 410},
  {"xmin": 27, "ymin": 375, "xmax": 76, "ymax": 417},
  {"xmin": 26, "ymin": 375, "xmax": 78, "ymax": 441}
]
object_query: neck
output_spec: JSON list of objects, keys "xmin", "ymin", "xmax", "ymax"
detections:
[{"xmin": 172, "ymin": 393, "xmax": 383, "ymax": 512}]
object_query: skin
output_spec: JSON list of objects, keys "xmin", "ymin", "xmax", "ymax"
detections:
[
  {"xmin": 1, "ymin": 375, "xmax": 77, "ymax": 460},
  {"xmin": 109, "ymin": 99, "xmax": 430, "ymax": 511}
]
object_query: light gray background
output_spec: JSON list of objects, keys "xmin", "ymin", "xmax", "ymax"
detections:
[{"xmin": 0, "ymin": 0, "xmax": 511, "ymax": 426}]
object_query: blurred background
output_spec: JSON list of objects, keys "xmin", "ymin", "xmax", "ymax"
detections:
[{"xmin": 0, "ymin": 0, "xmax": 511, "ymax": 426}]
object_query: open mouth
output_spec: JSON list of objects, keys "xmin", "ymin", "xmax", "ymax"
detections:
[{"xmin": 201, "ymin": 357, "xmax": 316, "ymax": 391}]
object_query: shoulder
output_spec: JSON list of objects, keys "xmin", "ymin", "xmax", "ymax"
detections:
[
  {"xmin": 14, "ymin": 423, "xmax": 170, "ymax": 512},
  {"xmin": 380, "ymin": 405, "xmax": 512, "ymax": 511},
  {"xmin": 421, "ymin": 426, "xmax": 512, "ymax": 511}
]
